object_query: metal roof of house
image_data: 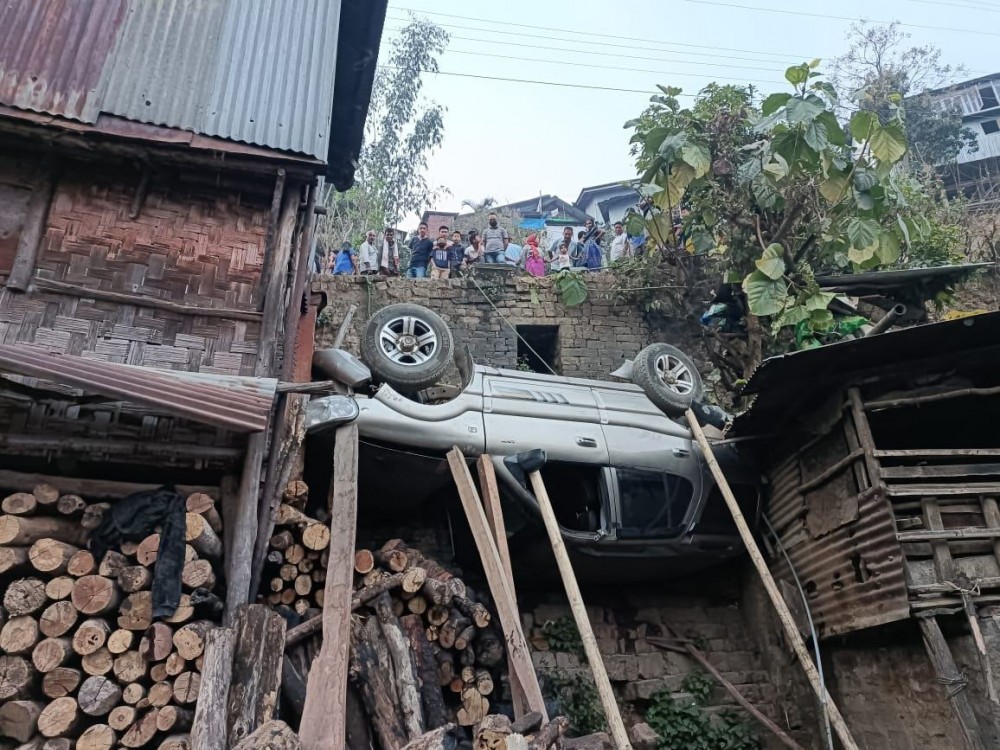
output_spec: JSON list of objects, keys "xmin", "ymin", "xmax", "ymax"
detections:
[
  {"xmin": 573, "ymin": 180, "xmax": 639, "ymax": 207},
  {"xmin": 0, "ymin": 345, "xmax": 276, "ymax": 433},
  {"xmin": 731, "ymin": 311, "xmax": 1000, "ymax": 437},
  {"xmin": 0, "ymin": 0, "xmax": 386, "ymax": 185}
]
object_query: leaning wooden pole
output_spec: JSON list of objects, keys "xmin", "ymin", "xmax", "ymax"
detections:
[
  {"xmin": 525, "ymin": 470, "xmax": 632, "ymax": 750},
  {"xmin": 684, "ymin": 408, "xmax": 860, "ymax": 750}
]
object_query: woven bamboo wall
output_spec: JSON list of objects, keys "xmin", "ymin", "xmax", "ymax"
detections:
[{"xmin": 0, "ymin": 161, "xmax": 278, "ymax": 376}]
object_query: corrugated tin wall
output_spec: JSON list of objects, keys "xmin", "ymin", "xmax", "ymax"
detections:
[{"xmin": 0, "ymin": 0, "xmax": 344, "ymax": 161}]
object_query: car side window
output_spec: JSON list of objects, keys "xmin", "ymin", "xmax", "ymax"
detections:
[{"xmin": 616, "ymin": 468, "xmax": 693, "ymax": 538}]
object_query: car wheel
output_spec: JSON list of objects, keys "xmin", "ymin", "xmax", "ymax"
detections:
[
  {"xmin": 360, "ymin": 303, "xmax": 454, "ymax": 393},
  {"xmin": 632, "ymin": 343, "xmax": 703, "ymax": 417}
]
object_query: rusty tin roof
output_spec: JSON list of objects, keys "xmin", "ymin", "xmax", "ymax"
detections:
[{"xmin": 0, "ymin": 345, "xmax": 275, "ymax": 432}]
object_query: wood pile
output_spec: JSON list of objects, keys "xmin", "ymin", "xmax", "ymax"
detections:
[
  {"xmin": 0, "ymin": 483, "xmax": 226, "ymax": 750},
  {"xmin": 260, "ymin": 499, "xmax": 331, "ymax": 616},
  {"xmin": 283, "ymin": 538, "xmax": 517, "ymax": 745}
]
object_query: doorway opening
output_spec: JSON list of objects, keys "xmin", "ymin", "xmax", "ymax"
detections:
[{"xmin": 516, "ymin": 325, "xmax": 561, "ymax": 374}]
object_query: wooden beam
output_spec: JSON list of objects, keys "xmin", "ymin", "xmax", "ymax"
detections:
[
  {"xmin": 445, "ymin": 448, "xmax": 548, "ymax": 720},
  {"xmin": 257, "ymin": 168, "xmax": 287, "ymax": 312},
  {"xmin": 280, "ymin": 182, "xmax": 318, "ymax": 381},
  {"xmin": 918, "ymin": 616, "xmax": 987, "ymax": 750},
  {"xmin": 0, "ymin": 470, "xmax": 215, "ymax": 500},
  {"xmin": 881, "ymin": 463, "xmax": 1000, "ymax": 480},
  {"xmin": 476, "ymin": 455, "xmax": 530, "ymax": 719},
  {"xmin": 256, "ymin": 188, "xmax": 299, "ymax": 374},
  {"xmin": 299, "ymin": 422, "xmax": 359, "ymax": 750},
  {"xmin": 865, "ymin": 384, "xmax": 1000, "ymax": 411},
  {"xmin": 899, "ymin": 527, "xmax": 1000, "ymax": 543},
  {"xmin": 224, "ymin": 431, "xmax": 267, "ymax": 625},
  {"xmin": 685, "ymin": 408, "xmax": 860, "ymax": 750},
  {"xmin": 33, "ymin": 277, "xmax": 263, "ymax": 322},
  {"xmin": 7, "ymin": 158, "xmax": 58, "ymax": 291},
  {"xmin": 890, "ymin": 484, "xmax": 1000, "ymax": 498},
  {"xmin": 876, "ymin": 449, "xmax": 1000, "ymax": 459},
  {"xmin": 525, "ymin": 467, "xmax": 632, "ymax": 750},
  {"xmin": 191, "ymin": 626, "xmax": 235, "ymax": 750},
  {"xmin": 226, "ymin": 605, "xmax": 287, "ymax": 747}
]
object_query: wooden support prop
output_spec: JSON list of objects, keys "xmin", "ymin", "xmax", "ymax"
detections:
[
  {"xmin": 300, "ymin": 422, "xmax": 359, "ymax": 750},
  {"xmin": 648, "ymin": 635, "xmax": 804, "ymax": 750},
  {"xmin": 918, "ymin": 615, "xmax": 987, "ymax": 750},
  {"xmin": 523, "ymin": 467, "xmax": 631, "ymax": 750},
  {"xmin": 446, "ymin": 447, "xmax": 548, "ymax": 721},
  {"xmin": 684, "ymin": 407, "xmax": 860, "ymax": 750},
  {"xmin": 280, "ymin": 181, "xmax": 318, "ymax": 381},
  {"xmin": 257, "ymin": 168, "xmax": 288, "ymax": 312},
  {"xmin": 477, "ymin": 454, "xmax": 530, "ymax": 719},
  {"xmin": 225, "ymin": 429, "xmax": 268, "ymax": 625}
]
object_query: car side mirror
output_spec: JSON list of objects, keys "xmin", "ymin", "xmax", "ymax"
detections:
[{"xmin": 304, "ymin": 395, "xmax": 360, "ymax": 433}]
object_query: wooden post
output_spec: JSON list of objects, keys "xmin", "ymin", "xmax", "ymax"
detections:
[
  {"xmin": 684, "ymin": 408, "xmax": 860, "ymax": 750},
  {"xmin": 299, "ymin": 422, "xmax": 359, "ymax": 750},
  {"xmin": 918, "ymin": 616, "xmax": 987, "ymax": 750},
  {"xmin": 257, "ymin": 169, "xmax": 287, "ymax": 312},
  {"xmin": 224, "ymin": 430, "xmax": 268, "ymax": 625},
  {"xmin": 8, "ymin": 158, "xmax": 58, "ymax": 291},
  {"xmin": 226, "ymin": 606, "xmax": 287, "ymax": 746},
  {"xmin": 281, "ymin": 182, "xmax": 318, "ymax": 381},
  {"xmin": 524, "ymin": 470, "xmax": 632, "ymax": 750},
  {"xmin": 446, "ymin": 448, "xmax": 548, "ymax": 721},
  {"xmin": 191, "ymin": 627, "xmax": 235, "ymax": 750},
  {"xmin": 257, "ymin": 188, "xmax": 300, "ymax": 375},
  {"xmin": 476, "ymin": 455, "xmax": 530, "ymax": 719}
]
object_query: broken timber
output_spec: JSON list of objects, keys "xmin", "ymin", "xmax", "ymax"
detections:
[{"xmin": 445, "ymin": 448, "xmax": 548, "ymax": 721}]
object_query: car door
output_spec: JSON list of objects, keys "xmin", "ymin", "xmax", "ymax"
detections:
[{"xmin": 482, "ymin": 374, "xmax": 610, "ymax": 464}]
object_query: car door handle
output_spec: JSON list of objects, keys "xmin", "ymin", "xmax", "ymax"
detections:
[
  {"xmin": 576, "ymin": 437, "xmax": 598, "ymax": 448},
  {"xmin": 672, "ymin": 448, "xmax": 690, "ymax": 457}
]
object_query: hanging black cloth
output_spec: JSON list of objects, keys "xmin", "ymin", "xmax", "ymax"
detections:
[{"xmin": 89, "ymin": 485, "xmax": 187, "ymax": 619}]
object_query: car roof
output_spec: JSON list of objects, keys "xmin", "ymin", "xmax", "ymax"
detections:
[{"xmin": 476, "ymin": 365, "xmax": 646, "ymax": 394}]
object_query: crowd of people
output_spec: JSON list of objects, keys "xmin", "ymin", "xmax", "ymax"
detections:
[{"xmin": 326, "ymin": 211, "xmax": 642, "ymax": 279}]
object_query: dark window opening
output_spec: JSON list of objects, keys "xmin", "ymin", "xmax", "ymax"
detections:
[
  {"xmin": 983, "ymin": 119, "xmax": 1000, "ymax": 135},
  {"xmin": 516, "ymin": 325, "xmax": 560, "ymax": 374},
  {"xmin": 980, "ymin": 85, "xmax": 999, "ymax": 110},
  {"xmin": 540, "ymin": 462, "xmax": 604, "ymax": 532},
  {"xmin": 616, "ymin": 468, "xmax": 694, "ymax": 538},
  {"xmin": 697, "ymin": 484, "xmax": 760, "ymax": 534}
]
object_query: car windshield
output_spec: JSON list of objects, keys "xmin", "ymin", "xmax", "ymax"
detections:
[{"xmin": 617, "ymin": 468, "xmax": 693, "ymax": 538}]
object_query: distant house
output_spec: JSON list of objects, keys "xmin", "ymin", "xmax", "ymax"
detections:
[
  {"xmin": 420, "ymin": 210, "xmax": 459, "ymax": 237},
  {"xmin": 575, "ymin": 181, "xmax": 640, "ymax": 225},
  {"xmin": 455, "ymin": 195, "xmax": 592, "ymax": 248},
  {"xmin": 919, "ymin": 73, "xmax": 1000, "ymax": 194}
]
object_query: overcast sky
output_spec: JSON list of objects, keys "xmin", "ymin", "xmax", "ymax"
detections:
[{"xmin": 378, "ymin": 0, "xmax": 999, "ymax": 226}]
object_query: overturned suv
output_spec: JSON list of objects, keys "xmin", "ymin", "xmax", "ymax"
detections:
[{"xmin": 308, "ymin": 304, "xmax": 759, "ymax": 579}]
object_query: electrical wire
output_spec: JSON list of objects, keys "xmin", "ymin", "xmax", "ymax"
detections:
[
  {"xmin": 670, "ymin": 0, "xmax": 1000, "ymax": 37},
  {"xmin": 377, "ymin": 65, "xmax": 670, "ymax": 96},
  {"xmin": 762, "ymin": 514, "xmax": 835, "ymax": 750}
]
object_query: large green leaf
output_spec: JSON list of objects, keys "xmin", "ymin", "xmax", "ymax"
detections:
[
  {"xmin": 755, "ymin": 243, "xmax": 787, "ymax": 280},
  {"xmin": 847, "ymin": 217, "xmax": 880, "ymax": 249},
  {"xmin": 772, "ymin": 304, "xmax": 810, "ymax": 330},
  {"xmin": 624, "ymin": 213, "xmax": 645, "ymax": 237},
  {"xmin": 681, "ymin": 144, "xmax": 711, "ymax": 177},
  {"xmin": 810, "ymin": 309, "xmax": 835, "ymax": 332},
  {"xmin": 849, "ymin": 111, "xmax": 877, "ymax": 142},
  {"xmin": 847, "ymin": 243, "xmax": 877, "ymax": 264},
  {"xmin": 803, "ymin": 291, "xmax": 836, "ymax": 311},
  {"xmin": 762, "ymin": 93, "xmax": 792, "ymax": 116},
  {"xmin": 743, "ymin": 271, "xmax": 789, "ymax": 317},
  {"xmin": 817, "ymin": 111, "xmax": 846, "ymax": 145},
  {"xmin": 869, "ymin": 123, "xmax": 907, "ymax": 164},
  {"xmin": 786, "ymin": 95, "xmax": 825, "ymax": 125},
  {"xmin": 819, "ymin": 171, "xmax": 850, "ymax": 203},
  {"xmin": 804, "ymin": 120, "xmax": 828, "ymax": 151},
  {"xmin": 554, "ymin": 272, "xmax": 589, "ymax": 307},
  {"xmin": 876, "ymin": 232, "xmax": 901, "ymax": 264},
  {"xmin": 657, "ymin": 132, "xmax": 688, "ymax": 159},
  {"xmin": 896, "ymin": 215, "xmax": 911, "ymax": 246},
  {"xmin": 691, "ymin": 232, "xmax": 716, "ymax": 253},
  {"xmin": 853, "ymin": 170, "xmax": 877, "ymax": 192},
  {"xmin": 785, "ymin": 64, "xmax": 810, "ymax": 86}
]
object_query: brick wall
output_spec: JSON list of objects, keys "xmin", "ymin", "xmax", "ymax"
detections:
[{"xmin": 313, "ymin": 274, "xmax": 705, "ymax": 381}]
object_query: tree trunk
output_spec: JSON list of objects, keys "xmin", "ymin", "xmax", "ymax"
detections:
[
  {"xmin": 226, "ymin": 606, "xmax": 286, "ymax": 747},
  {"xmin": 191, "ymin": 626, "xmax": 234, "ymax": 750},
  {"xmin": 349, "ymin": 618, "xmax": 407, "ymax": 750},
  {"xmin": 374, "ymin": 594, "xmax": 424, "ymax": 739}
]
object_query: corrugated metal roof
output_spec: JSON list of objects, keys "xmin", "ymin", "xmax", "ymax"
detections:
[
  {"xmin": 202, "ymin": 0, "xmax": 340, "ymax": 160},
  {"xmin": 0, "ymin": 345, "xmax": 275, "ymax": 432},
  {"xmin": 0, "ymin": 0, "xmax": 383, "ymax": 177},
  {"xmin": 99, "ymin": 0, "xmax": 226, "ymax": 132},
  {"xmin": 0, "ymin": 0, "xmax": 128, "ymax": 121}
]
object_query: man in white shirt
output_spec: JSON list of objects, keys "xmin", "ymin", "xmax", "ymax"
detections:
[
  {"xmin": 609, "ymin": 221, "xmax": 631, "ymax": 263},
  {"xmin": 358, "ymin": 230, "xmax": 379, "ymax": 274}
]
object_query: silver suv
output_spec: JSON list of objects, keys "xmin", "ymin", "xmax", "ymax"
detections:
[{"xmin": 308, "ymin": 304, "xmax": 759, "ymax": 579}]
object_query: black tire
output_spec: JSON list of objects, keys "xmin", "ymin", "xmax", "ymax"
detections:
[
  {"xmin": 632, "ymin": 343, "xmax": 704, "ymax": 417},
  {"xmin": 360, "ymin": 303, "xmax": 454, "ymax": 393}
]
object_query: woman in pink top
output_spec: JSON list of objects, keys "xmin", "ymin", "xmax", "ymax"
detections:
[{"xmin": 523, "ymin": 234, "xmax": 546, "ymax": 277}]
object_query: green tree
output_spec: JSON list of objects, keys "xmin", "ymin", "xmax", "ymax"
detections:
[
  {"xmin": 831, "ymin": 22, "xmax": 977, "ymax": 167},
  {"xmin": 627, "ymin": 62, "xmax": 918, "ymax": 375},
  {"xmin": 321, "ymin": 16, "xmax": 449, "ymax": 254}
]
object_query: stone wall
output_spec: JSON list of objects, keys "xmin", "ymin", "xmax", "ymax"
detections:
[{"xmin": 313, "ymin": 273, "xmax": 707, "ymax": 381}]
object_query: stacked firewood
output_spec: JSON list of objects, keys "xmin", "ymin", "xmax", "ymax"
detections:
[
  {"xmin": 0, "ymin": 484, "xmax": 225, "ymax": 750},
  {"xmin": 260, "ymin": 486, "xmax": 331, "ymax": 616}
]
